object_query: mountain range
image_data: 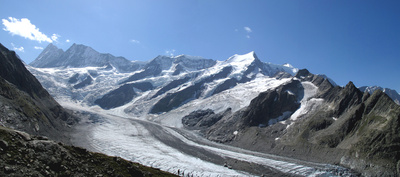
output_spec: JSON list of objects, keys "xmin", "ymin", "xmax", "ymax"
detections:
[{"xmin": 18, "ymin": 43, "xmax": 400, "ymax": 176}]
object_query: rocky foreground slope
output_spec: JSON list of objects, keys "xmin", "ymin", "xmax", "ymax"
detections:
[{"xmin": 0, "ymin": 126, "xmax": 176, "ymax": 176}]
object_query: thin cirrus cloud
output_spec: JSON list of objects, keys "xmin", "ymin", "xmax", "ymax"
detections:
[
  {"xmin": 236, "ymin": 27, "xmax": 252, "ymax": 39},
  {"xmin": 2, "ymin": 17, "xmax": 54, "ymax": 43},
  {"xmin": 51, "ymin": 34, "xmax": 60, "ymax": 42},
  {"xmin": 244, "ymin": 26, "xmax": 252, "ymax": 33},
  {"xmin": 130, "ymin": 39, "xmax": 140, "ymax": 44},
  {"xmin": 34, "ymin": 46, "xmax": 43, "ymax": 50},
  {"xmin": 244, "ymin": 26, "xmax": 252, "ymax": 39},
  {"xmin": 165, "ymin": 49, "xmax": 176, "ymax": 57}
]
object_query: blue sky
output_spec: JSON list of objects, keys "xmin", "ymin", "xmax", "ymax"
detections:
[{"xmin": 1, "ymin": 0, "xmax": 399, "ymax": 92}]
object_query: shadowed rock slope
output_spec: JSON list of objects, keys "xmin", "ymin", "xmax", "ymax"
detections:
[
  {"xmin": 184, "ymin": 69, "xmax": 400, "ymax": 176},
  {"xmin": 0, "ymin": 43, "xmax": 77, "ymax": 141}
]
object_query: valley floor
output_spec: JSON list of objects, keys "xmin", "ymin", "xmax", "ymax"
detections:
[{"xmin": 66, "ymin": 104, "xmax": 355, "ymax": 177}]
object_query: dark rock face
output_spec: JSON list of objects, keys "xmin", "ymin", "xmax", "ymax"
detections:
[
  {"xmin": 339, "ymin": 90, "xmax": 400, "ymax": 176},
  {"xmin": 131, "ymin": 82, "xmax": 153, "ymax": 92},
  {"xmin": 242, "ymin": 80, "xmax": 302, "ymax": 127},
  {"xmin": 212, "ymin": 78, "xmax": 238, "ymax": 96},
  {"xmin": 0, "ymin": 43, "xmax": 76, "ymax": 141},
  {"xmin": 68, "ymin": 73, "xmax": 79, "ymax": 84},
  {"xmin": 94, "ymin": 84, "xmax": 136, "ymax": 109},
  {"xmin": 73, "ymin": 76, "xmax": 93, "ymax": 89},
  {"xmin": 172, "ymin": 64, "xmax": 185, "ymax": 75},
  {"xmin": 204, "ymin": 80, "xmax": 303, "ymax": 143},
  {"xmin": 273, "ymin": 71, "xmax": 292, "ymax": 79},
  {"xmin": 182, "ymin": 109, "xmax": 225, "ymax": 131},
  {"xmin": 0, "ymin": 44, "xmax": 50, "ymax": 98},
  {"xmin": 0, "ymin": 126, "xmax": 177, "ymax": 177},
  {"xmin": 151, "ymin": 76, "xmax": 191, "ymax": 99}
]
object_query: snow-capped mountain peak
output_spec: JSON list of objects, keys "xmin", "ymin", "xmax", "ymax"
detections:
[
  {"xmin": 65, "ymin": 43, "xmax": 97, "ymax": 58},
  {"xmin": 30, "ymin": 43, "xmax": 143, "ymax": 73},
  {"xmin": 30, "ymin": 43, "xmax": 64, "ymax": 68},
  {"xmin": 225, "ymin": 51, "xmax": 257, "ymax": 65}
]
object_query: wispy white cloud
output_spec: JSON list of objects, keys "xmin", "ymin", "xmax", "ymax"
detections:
[
  {"xmin": 51, "ymin": 34, "xmax": 60, "ymax": 42},
  {"xmin": 165, "ymin": 49, "xmax": 176, "ymax": 57},
  {"xmin": 244, "ymin": 26, "xmax": 252, "ymax": 39},
  {"xmin": 66, "ymin": 39, "xmax": 70, "ymax": 43},
  {"xmin": 130, "ymin": 39, "xmax": 140, "ymax": 44},
  {"xmin": 34, "ymin": 46, "xmax": 43, "ymax": 50},
  {"xmin": 2, "ymin": 17, "xmax": 52, "ymax": 43},
  {"xmin": 244, "ymin": 26, "xmax": 252, "ymax": 33},
  {"xmin": 11, "ymin": 43, "xmax": 24, "ymax": 52}
]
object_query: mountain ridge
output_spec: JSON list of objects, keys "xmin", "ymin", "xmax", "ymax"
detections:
[
  {"xmin": 30, "ymin": 43, "xmax": 143, "ymax": 72},
  {"xmin": 359, "ymin": 85, "xmax": 400, "ymax": 105}
]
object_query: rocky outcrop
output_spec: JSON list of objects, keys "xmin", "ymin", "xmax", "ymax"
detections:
[
  {"xmin": 241, "ymin": 80, "xmax": 302, "ymax": 127},
  {"xmin": 0, "ymin": 126, "xmax": 176, "ymax": 176},
  {"xmin": 182, "ymin": 109, "xmax": 228, "ymax": 134},
  {"xmin": 94, "ymin": 84, "xmax": 137, "ymax": 109},
  {"xmin": 205, "ymin": 79, "xmax": 303, "ymax": 143},
  {"xmin": 73, "ymin": 75, "xmax": 93, "ymax": 89}
]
